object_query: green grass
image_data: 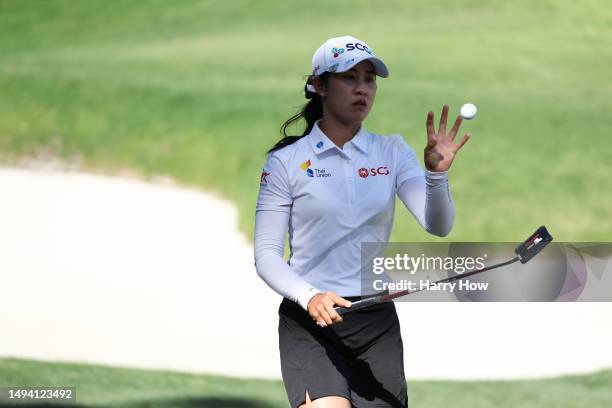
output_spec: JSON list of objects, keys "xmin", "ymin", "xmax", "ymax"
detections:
[
  {"xmin": 1, "ymin": 5, "xmax": 609, "ymax": 405},
  {"xmin": 0, "ymin": 358, "xmax": 286, "ymax": 407},
  {"xmin": 1, "ymin": 358, "xmax": 611, "ymax": 407},
  {"xmin": 1, "ymin": 0, "xmax": 611, "ymax": 241}
]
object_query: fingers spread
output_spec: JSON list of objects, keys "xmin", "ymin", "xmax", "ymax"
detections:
[
  {"xmin": 426, "ymin": 111, "xmax": 436, "ymax": 139},
  {"xmin": 456, "ymin": 133, "xmax": 471, "ymax": 150},
  {"xmin": 449, "ymin": 115, "xmax": 463, "ymax": 140},
  {"xmin": 439, "ymin": 104, "xmax": 449, "ymax": 135}
]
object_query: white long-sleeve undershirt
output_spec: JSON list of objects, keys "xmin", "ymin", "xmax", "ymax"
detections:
[
  {"xmin": 398, "ymin": 170, "xmax": 455, "ymax": 237},
  {"xmin": 253, "ymin": 170, "xmax": 455, "ymax": 310}
]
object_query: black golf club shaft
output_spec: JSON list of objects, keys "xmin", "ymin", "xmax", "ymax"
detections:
[
  {"xmin": 335, "ymin": 256, "xmax": 520, "ymax": 315},
  {"xmin": 334, "ymin": 226, "xmax": 552, "ymax": 315}
]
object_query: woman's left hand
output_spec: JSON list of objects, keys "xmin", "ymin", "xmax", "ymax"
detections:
[{"xmin": 424, "ymin": 105, "xmax": 471, "ymax": 172}]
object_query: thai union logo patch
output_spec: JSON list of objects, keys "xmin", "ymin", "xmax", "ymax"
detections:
[
  {"xmin": 301, "ymin": 159, "xmax": 332, "ymax": 178},
  {"xmin": 300, "ymin": 160, "xmax": 314, "ymax": 178}
]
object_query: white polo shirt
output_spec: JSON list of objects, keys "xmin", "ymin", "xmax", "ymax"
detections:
[{"xmin": 256, "ymin": 121, "xmax": 424, "ymax": 297}]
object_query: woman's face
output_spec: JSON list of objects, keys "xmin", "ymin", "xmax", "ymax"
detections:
[{"xmin": 316, "ymin": 60, "xmax": 377, "ymax": 125}]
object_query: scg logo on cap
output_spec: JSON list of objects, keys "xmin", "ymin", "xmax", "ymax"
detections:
[
  {"xmin": 311, "ymin": 35, "xmax": 389, "ymax": 78},
  {"xmin": 346, "ymin": 42, "xmax": 373, "ymax": 55}
]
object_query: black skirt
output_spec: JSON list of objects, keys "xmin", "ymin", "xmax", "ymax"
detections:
[{"xmin": 278, "ymin": 296, "xmax": 408, "ymax": 408}]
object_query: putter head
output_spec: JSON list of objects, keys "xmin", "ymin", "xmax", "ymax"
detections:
[{"xmin": 515, "ymin": 226, "xmax": 553, "ymax": 264}]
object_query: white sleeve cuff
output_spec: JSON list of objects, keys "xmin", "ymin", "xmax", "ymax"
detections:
[
  {"xmin": 298, "ymin": 287, "xmax": 322, "ymax": 311},
  {"xmin": 425, "ymin": 169, "xmax": 448, "ymax": 183}
]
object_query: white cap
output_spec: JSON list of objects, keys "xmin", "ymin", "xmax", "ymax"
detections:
[{"xmin": 311, "ymin": 35, "xmax": 389, "ymax": 78}]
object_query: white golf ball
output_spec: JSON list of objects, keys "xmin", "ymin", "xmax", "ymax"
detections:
[{"xmin": 460, "ymin": 103, "xmax": 477, "ymax": 120}]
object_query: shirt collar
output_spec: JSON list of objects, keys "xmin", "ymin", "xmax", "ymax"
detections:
[
  {"xmin": 350, "ymin": 125, "xmax": 369, "ymax": 154},
  {"xmin": 307, "ymin": 120, "xmax": 369, "ymax": 156}
]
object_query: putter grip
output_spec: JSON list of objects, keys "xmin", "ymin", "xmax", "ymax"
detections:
[{"xmin": 335, "ymin": 297, "xmax": 379, "ymax": 315}]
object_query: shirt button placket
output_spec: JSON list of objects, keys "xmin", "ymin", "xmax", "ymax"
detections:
[{"xmin": 344, "ymin": 149, "xmax": 355, "ymax": 209}]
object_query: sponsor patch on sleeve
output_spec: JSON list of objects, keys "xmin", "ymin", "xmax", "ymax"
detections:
[{"xmin": 260, "ymin": 169, "xmax": 270, "ymax": 185}]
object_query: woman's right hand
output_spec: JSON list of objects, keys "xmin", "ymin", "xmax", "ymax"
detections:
[{"xmin": 307, "ymin": 292, "xmax": 352, "ymax": 327}]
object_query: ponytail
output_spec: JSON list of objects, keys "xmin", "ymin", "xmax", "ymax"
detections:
[{"xmin": 267, "ymin": 73, "xmax": 329, "ymax": 154}]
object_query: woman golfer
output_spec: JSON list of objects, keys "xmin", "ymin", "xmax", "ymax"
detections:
[{"xmin": 254, "ymin": 35, "xmax": 470, "ymax": 408}]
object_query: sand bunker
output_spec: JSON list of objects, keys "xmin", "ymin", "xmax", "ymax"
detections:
[{"xmin": 1, "ymin": 167, "xmax": 611, "ymax": 380}]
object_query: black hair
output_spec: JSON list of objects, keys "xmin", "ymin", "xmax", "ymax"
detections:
[{"xmin": 267, "ymin": 72, "xmax": 330, "ymax": 154}]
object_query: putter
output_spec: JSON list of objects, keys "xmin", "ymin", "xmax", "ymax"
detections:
[{"xmin": 335, "ymin": 226, "xmax": 553, "ymax": 315}]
